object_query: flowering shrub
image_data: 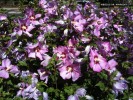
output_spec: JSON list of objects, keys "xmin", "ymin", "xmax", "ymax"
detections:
[{"xmin": 0, "ymin": 0, "xmax": 133, "ymax": 99}]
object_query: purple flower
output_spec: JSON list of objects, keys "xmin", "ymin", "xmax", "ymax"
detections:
[
  {"xmin": 10, "ymin": 47, "xmax": 26, "ymax": 61},
  {"xmin": 67, "ymin": 88, "xmax": 87, "ymax": 100},
  {"xmin": 40, "ymin": 24, "xmax": 57, "ymax": 33},
  {"xmin": 84, "ymin": 1, "xmax": 97, "ymax": 12},
  {"xmin": 21, "ymin": 70, "xmax": 30, "ymax": 78},
  {"xmin": 17, "ymin": 73, "xmax": 41, "ymax": 100},
  {"xmin": 43, "ymin": 92, "xmax": 48, "ymax": 100},
  {"xmin": 114, "ymin": 23, "xmax": 123, "ymax": 32},
  {"xmin": 67, "ymin": 94, "xmax": 79, "ymax": 100},
  {"xmin": 101, "ymin": 42, "xmax": 112, "ymax": 53},
  {"xmin": 71, "ymin": 11, "xmax": 87, "ymax": 32},
  {"xmin": 16, "ymin": 18, "xmax": 35, "ymax": 37},
  {"xmin": 107, "ymin": 59, "xmax": 118, "ymax": 71},
  {"xmin": 37, "ymin": 68, "xmax": 50, "ymax": 83},
  {"xmin": 25, "ymin": 8, "xmax": 41, "ymax": 25},
  {"xmin": 39, "ymin": 16, "xmax": 49, "ymax": 24},
  {"xmin": 31, "ymin": 73, "xmax": 38, "ymax": 87},
  {"xmin": 41, "ymin": 54, "xmax": 51, "ymax": 67},
  {"xmin": 58, "ymin": 63, "xmax": 81, "ymax": 81},
  {"xmin": 54, "ymin": 45, "xmax": 80, "ymax": 66},
  {"xmin": 89, "ymin": 49, "xmax": 108, "ymax": 72},
  {"xmin": 112, "ymin": 71, "xmax": 128, "ymax": 96},
  {"xmin": 37, "ymin": 34, "xmax": 45, "ymax": 42},
  {"xmin": 0, "ymin": 59, "xmax": 19, "ymax": 79},
  {"xmin": 97, "ymin": 41, "xmax": 113, "ymax": 57},
  {"xmin": 62, "ymin": 7, "xmax": 73, "ymax": 20},
  {"xmin": 0, "ymin": 49, "xmax": 7, "ymax": 59},
  {"xmin": 113, "ymin": 80, "xmax": 128, "ymax": 96},
  {"xmin": 81, "ymin": 34, "xmax": 91, "ymax": 44},
  {"xmin": 43, "ymin": 0, "xmax": 58, "ymax": 15},
  {"xmin": 75, "ymin": 88, "xmax": 86, "ymax": 97},
  {"xmin": 53, "ymin": 46, "xmax": 71, "ymax": 65},
  {"xmin": 0, "ymin": 14, "xmax": 7, "ymax": 21},
  {"xmin": 22, "ymin": 85, "xmax": 41, "ymax": 100},
  {"xmin": 68, "ymin": 38, "xmax": 78, "ymax": 48},
  {"xmin": 128, "ymin": 67, "xmax": 133, "ymax": 75},
  {"xmin": 17, "ymin": 82, "xmax": 29, "ymax": 96},
  {"xmin": 26, "ymin": 42, "xmax": 48, "ymax": 60},
  {"xmin": 92, "ymin": 17, "xmax": 108, "ymax": 37},
  {"xmin": 55, "ymin": 20, "xmax": 65, "ymax": 25},
  {"xmin": 39, "ymin": 0, "xmax": 47, "ymax": 9}
]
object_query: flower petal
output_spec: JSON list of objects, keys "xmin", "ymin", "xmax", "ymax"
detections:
[
  {"xmin": 10, "ymin": 65, "xmax": 19, "ymax": 74},
  {"xmin": 2, "ymin": 59, "xmax": 11, "ymax": 67},
  {"xmin": 28, "ymin": 52, "xmax": 36, "ymax": 58},
  {"xmin": 0, "ymin": 70, "xmax": 9, "ymax": 79},
  {"xmin": 36, "ymin": 52, "xmax": 43, "ymax": 60}
]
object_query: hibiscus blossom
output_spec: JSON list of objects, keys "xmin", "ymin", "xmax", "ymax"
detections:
[
  {"xmin": 0, "ymin": 59, "xmax": 19, "ymax": 79},
  {"xmin": 89, "ymin": 49, "xmax": 108, "ymax": 72},
  {"xmin": 26, "ymin": 42, "xmax": 48, "ymax": 60},
  {"xmin": 58, "ymin": 63, "xmax": 81, "ymax": 81},
  {"xmin": 15, "ymin": 18, "xmax": 35, "ymax": 37},
  {"xmin": 25, "ymin": 8, "xmax": 41, "ymax": 25}
]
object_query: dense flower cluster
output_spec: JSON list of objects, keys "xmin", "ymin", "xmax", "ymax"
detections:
[{"xmin": 0, "ymin": 0, "xmax": 133, "ymax": 99}]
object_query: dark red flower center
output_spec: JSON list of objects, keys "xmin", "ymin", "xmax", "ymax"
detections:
[
  {"xmin": 94, "ymin": 55, "xmax": 99, "ymax": 64},
  {"xmin": 97, "ymin": 21, "xmax": 102, "ymax": 25},
  {"xmin": 60, "ymin": 52, "xmax": 66, "ymax": 59},
  {"xmin": 67, "ymin": 66, "xmax": 73, "ymax": 72},
  {"xmin": 35, "ymin": 46, "xmax": 40, "ymax": 52}
]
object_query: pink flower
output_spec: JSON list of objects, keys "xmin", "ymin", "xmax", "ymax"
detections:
[
  {"xmin": 58, "ymin": 63, "xmax": 81, "ymax": 81},
  {"xmin": 71, "ymin": 13, "xmax": 87, "ymax": 33},
  {"xmin": 26, "ymin": 42, "xmax": 48, "ymax": 60},
  {"xmin": 114, "ymin": 23, "xmax": 123, "ymax": 32},
  {"xmin": 101, "ymin": 42, "xmax": 112, "ymax": 53},
  {"xmin": 106, "ymin": 59, "xmax": 118, "ymax": 71},
  {"xmin": 37, "ymin": 68, "xmax": 50, "ymax": 83},
  {"xmin": 39, "ymin": 0, "xmax": 47, "ymax": 9},
  {"xmin": 62, "ymin": 7, "xmax": 73, "ymax": 20},
  {"xmin": 92, "ymin": 17, "xmax": 108, "ymax": 37},
  {"xmin": 53, "ymin": 45, "xmax": 80, "ymax": 66},
  {"xmin": 89, "ymin": 49, "xmax": 108, "ymax": 72},
  {"xmin": 53, "ymin": 46, "xmax": 69, "ymax": 60},
  {"xmin": 25, "ymin": 8, "xmax": 41, "ymax": 25}
]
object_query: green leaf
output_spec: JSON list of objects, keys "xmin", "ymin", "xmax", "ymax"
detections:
[
  {"xmin": 127, "ymin": 76, "xmax": 133, "ymax": 82},
  {"xmin": 38, "ymin": 96, "xmax": 43, "ymax": 100},
  {"xmin": 14, "ymin": 97, "xmax": 23, "ymax": 100},
  {"xmin": 122, "ymin": 61, "xmax": 131, "ymax": 69},
  {"xmin": 95, "ymin": 81, "xmax": 105, "ymax": 91},
  {"xmin": 64, "ymin": 87, "xmax": 74, "ymax": 95},
  {"xmin": 129, "ymin": 93, "xmax": 133, "ymax": 98},
  {"xmin": 120, "ymin": 46, "xmax": 128, "ymax": 51},
  {"xmin": 60, "ymin": 92, "xmax": 65, "ymax": 100},
  {"xmin": 37, "ymin": 81, "xmax": 47, "ymax": 92},
  {"xmin": 18, "ymin": 60, "xmax": 27, "ymax": 67},
  {"xmin": 46, "ymin": 87, "xmax": 55, "ymax": 93},
  {"xmin": 98, "ymin": 72, "xmax": 108, "ymax": 80}
]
